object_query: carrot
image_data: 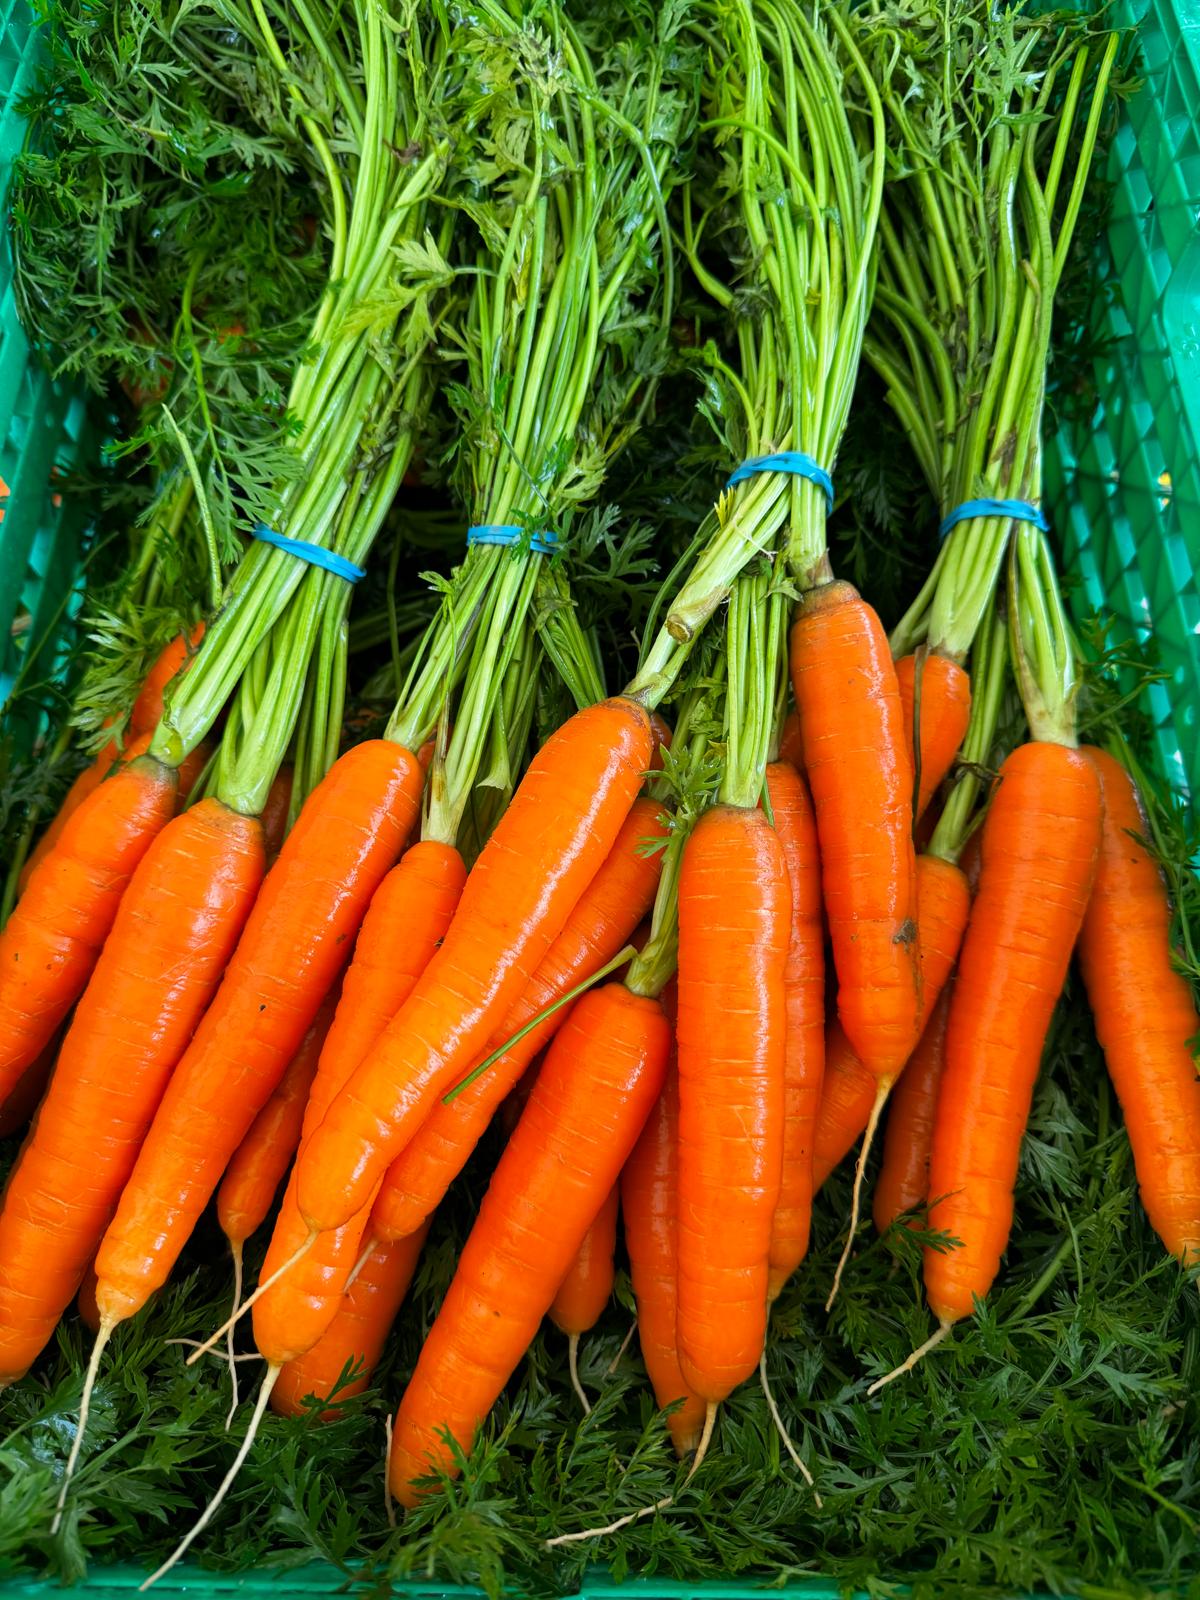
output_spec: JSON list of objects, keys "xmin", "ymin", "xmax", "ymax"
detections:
[
  {"xmin": 873, "ymin": 985, "xmax": 953, "ymax": 1235},
  {"xmin": 297, "ymin": 697, "xmax": 653, "ymax": 1236},
  {"xmin": 621, "ymin": 1059, "xmax": 707, "ymax": 1456},
  {"xmin": 0, "ymin": 1038, "xmax": 55, "ymax": 1138},
  {"xmin": 0, "ymin": 797, "xmax": 264, "ymax": 1383},
  {"xmin": 271, "ymin": 1224, "xmax": 430, "ymax": 1421},
  {"xmin": 895, "ymin": 650, "xmax": 972, "ymax": 822},
  {"xmin": 370, "ymin": 794, "xmax": 667, "ymax": 1243},
  {"xmin": 676, "ymin": 803, "xmax": 788, "ymax": 1403},
  {"xmin": 389, "ymin": 981, "xmax": 670, "ymax": 1504},
  {"xmin": 1077, "ymin": 748, "xmax": 1200, "ymax": 1266},
  {"xmin": 925, "ymin": 742, "xmax": 1101, "ymax": 1327},
  {"xmin": 216, "ymin": 992, "xmax": 339, "ymax": 1254},
  {"xmin": 94, "ymin": 739, "xmax": 423, "ymax": 1331},
  {"xmin": 0, "ymin": 755, "xmax": 178, "ymax": 1103},
  {"xmin": 175, "ymin": 739, "xmax": 212, "ymax": 808},
  {"xmin": 764, "ymin": 760, "xmax": 825, "ymax": 1301},
  {"xmin": 790, "ymin": 580, "xmax": 920, "ymax": 1078},
  {"xmin": 550, "ymin": 1185, "xmax": 618, "ymax": 1413},
  {"xmin": 252, "ymin": 840, "xmax": 466, "ymax": 1371},
  {"xmin": 778, "ymin": 709, "xmax": 805, "ymax": 773},
  {"xmin": 18, "ymin": 625, "xmax": 204, "ymax": 891},
  {"xmin": 260, "ymin": 767, "xmax": 295, "ymax": 861},
  {"xmin": 76, "ymin": 1262, "xmax": 100, "ymax": 1336}
]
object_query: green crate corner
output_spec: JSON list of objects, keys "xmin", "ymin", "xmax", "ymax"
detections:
[
  {"xmin": 0, "ymin": 0, "xmax": 1197, "ymax": 1595},
  {"xmin": 0, "ymin": 0, "xmax": 99, "ymax": 754}
]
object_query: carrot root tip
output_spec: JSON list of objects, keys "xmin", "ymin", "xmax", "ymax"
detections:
[
  {"xmin": 568, "ymin": 1334, "xmax": 592, "ymax": 1417},
  {"xmin": 186, "ymin": 1231, "xmax": 317, "ymax": 1367},
  {"xmin": 825, "ymin": 1082, "xmax": 890, "ymax": 1314},
  {"xmin": 865, "ymin": 1320, "xmax": 952, "ymax": 1396},
  {"xmin": 51, "ymin": 1321, "xmax": 114, "ymax": 1535},
  {"xmin": 758, "ymin": 1351, "xmax": 821, "ymax": 1506}
]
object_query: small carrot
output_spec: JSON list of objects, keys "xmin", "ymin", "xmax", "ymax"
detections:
[
  {"xmin": 271, "ymin": 1225, "xmax": 430, "ymax": 1422},
  {"xmin": 790, "ymin": 580, "xmax": 920, "ymax": 1078},
  {"xmin": 370, "ymin": 794, "xmax": 667, "ymax": 1243},
  {"xmin": 764, "ymin": 760, "xmax": 825, "ymax": 1301},
  {"xmin": 1077, "ymin": 748, "xmax": 1200, "ymax": 1266},
  {"xmin": 297, "ymin": 697, "xmax": 653, "ymax": 1236},
  {"xmin": 873, "ymin": 985, "xmax": 953, "ymax": 1235},
  {"xmin": 0, "ymin": 797, "xmax": 264, "ymax": 1383},
  {"xmin": 777, "ymin": 709, "xmax": 805, "ymax": 773},
  {"xmin": 676, "ymin": 803, "xmax": 789, "ymax": 1403},
  {"xmin": 175, "ymin": 739, "xmax": 213, "ymax": 808},
  {"xmin": 0, "ymin": 1037, "xmax": 55, "ymax": 1139},
  {"xmin": 0, "ymin": 755, "xmax": 178, "ymax": 1104},
  {"xmin": 621, "ymin": 1058, "xmax": 707, "ymax": 1457},
  {"xmin": 925, "ymin": 743, "xmax": 1101, "ymax": 1327},
  {"xmin": 388, "ymin": 981, "xmax": 670, "ymax": 1504},
  {"xmin": 895, "ymin": 650, "xmax": 972, "ymax": 821},
  {"xmin": 550, "ymin": 1186, "xmax": 619, "ymax": 1414},
  {"xmin": 259, "ymin": 766, "xmax": 295, "ymax": 862},
  {"xmin": 128, "ymin": 622, "xmax": 206, "ymax": 735},
  {"xmin": 76, "ymin": 1262, "xmax": 101, "ymax": 1336}
]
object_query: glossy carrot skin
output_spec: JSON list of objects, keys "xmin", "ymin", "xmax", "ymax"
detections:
[
  {"xmin": 260, "ymin": 767, "xmax": 295, "ymax": 862},
  {"xmin": 253, "ymin": 841, "xmax": 465, "ymax": 1368},
  {"xmin": 271, "ymin": 1225, "xmax": 430, "ymax": 1421},
  {"xmin": 298, "ymin": 697, "xmax": 653, "ymax": 1235},
  {"xmin": 371, "ymin": 794, "xmax": 668, "ymax": 1242},
  {"xmin": 811, "ymin": 852, "xmax": 970, "ymax": 1191},
  {"xmin": 217, "ymin": 992, "xmax": 338, "ymax": 1249},
  {"xmin": 549, "ymin": 1185, "xmax": 618, "ymax": 1337},
  {"xmin": 0, "ymin": 755, "xmax": 178, "ymax": 1101},
  {"xmin": 764, "ymin": 761, "xmax": 825, "ymax": 1300},
  {"xmin": 621, "ymin": 1061, "xmax": 707, "ymax": 1456},
  {"xmin": 873, "ymin": 985, "xmax": 953, "ymax": 1234},
  {"xmin": 676, "ymin": 804, "xmax": 788, "ymax": 1402},
  {"xmin": 895, "ymin": 652, "xmax": 972, "ymax": 822},
  {"xmin": 0, "ymin": 798, "xmax": 264, "ymax": 1379},
  {"xmin": 95, "ymin": 741, "xmax": 423, "ymax": 1327},
  {"xmin": 1078, "ymin": 748, "xmax": 1200, "ymax": 1265},
  {"xmin": 388, "ymin": 982, "xmax": 670, "ymax": 1505},
  {"xmin": 128, "ymin": 622, "xmax": 206, "ymax": 735},
  {"xmin": 927, "ymin": 743, "xmax": 1101, "ymax": 1323},
  {"xmin": 791, "ymin": 581, "xmax": 920, "ymax": 1077}
]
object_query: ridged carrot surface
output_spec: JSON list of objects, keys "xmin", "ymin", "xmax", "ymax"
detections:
[
  {"xmin": 297, "ymin": 697, "xmax": 653, "ymax": 1235},
  {"xmin": 94, "ymin": 740, "xmax": 423, "ymax": 1328},
  {"xmin": 253, "ymin": 840, "xmax": 465, "ymax": 1368},
  {"xmin": 764, "ymin": 760, "xmax": 825, "ymax": 1300},
  {"xmin": 873, "ymin": 985, "xmax": 953, "ymax": 1234},
  {"xmin": 388, "ymin": 982, "xmax": 669, "ymax": 1505},
  {"xmin": 676, "ymin": 804, "xmax": 789, "ymax": 1402},
  {"xmin": 0, "ymin": 755, "xmax": 178, "ymax": 1102},
  {"xmin": 371, "ymin": 794, "xmax": 667, "ymax": 1242},
  {"xmin": 895, "ymin": 651, "xmax": 972, "ymax": 822},
  {"xmin": 1077, "ymin": 748, "xmax": 1200, "ymax": 1265},
  {"xmin": 790, "ymin": 581, "xmax": 920, "ymax": 1077},
  {"xmin": 926, "ymin": 743, "xmax": 1101, "ymax": 1323},
  {"xmin": 0, "ymin": 798, "xmax": 264, "ymax": 1379}
]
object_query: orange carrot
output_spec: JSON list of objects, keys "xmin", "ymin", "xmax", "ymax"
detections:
[
  {"xmin": 217, "ymin": 993, "xmax": 339, "ymax": 1253},
  {"xmin": 778, "ymin": 709, "xmax": 805, "ymax": 773},
  {"xmin": 764, "ymin": 760, "xmax": 825, "ymax": 1300},
  {"xmin": 895, "ymin": 651, "xmax": 972, "ymax": 821},
  {"xmin": 926, "ymin": 743, "xmax": 1101, "ymax": 1325},
  {"xmin": 297, "ymin": 697, "xmax": 653, "ymax": 1236},
  {"xmin": 621, "ymin": 1059, "xmax": 707, "ymax": 1456},
  {"xmin": 271, "ymin": 1225, "xmax": 430, "ymax": 1421},
  {"xmin": 676, "ymin": 804, "xmax": 788, "ymax": 1403},
  {"xmin": 128, "ymin": 622, "xmax": 206, "ymax": 736},
  {"xmin": 175, "ymin": 739, "xmax": 212, "ymax": 808},
  {"xmin": 550, "ymin": 1185, "xmax": 618, "ymax": 1412},
  {"xmin": 0, "ymin": 798, "xmax": 264, "ymax": 1381},
  {"xmin": 94, "ymin": 740, "xmax": 423, "ymax": 1330},
  {"xmin": 873, "ymin": 986, "xmax": 953, "ymax": 1234},
  {"xmin": 0, "ymin": 755, "xmax": 178, "ymax": 1102},
  {"xmin": 0, "ymin": 1038, "xmax": 55, "ymax": 1139},
  {"xmin": 790, "ymin": 581, "xmax": 920, "ymax": 1077},
  {"xmin": 1078, "ymin": 748, "xmax": 1200, "ymax": 1265},
  {"xmin": 260, "ymin": 767, "xmax": 295, "ymax": 862},
  {"xmin": 371, "ymin": 794, "xmax": 667, "ymax": 1243},
  {"xmin": 76, "ymin": 1262, "xmax": 100, "ymax": 1335},
  {"xmin": 388, "ymin": 981, "xmax": 670, "ymax": 1504},
  {"xmin": 252, "ymin": 841, "xmax": 466, "ymax": 1370}
]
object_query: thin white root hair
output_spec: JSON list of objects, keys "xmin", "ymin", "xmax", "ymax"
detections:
[
  {"xmin": 51, "ymin": 1323, "xmax": 113, "ymax": 1534},
  {"xmin": 164, "ymin": 1339, "xmax": 261, "ymax": 1364},
  {"xmin": 826, "ymin": 1081, "xmax": 889, "ymax": 1313},
  {"xmin": 866, "ymin": 1320, "xmax": 952, "ymax": 1396},
  {"xmin": 758, "ymin": 1351, "xmax": 821, "ymax": 1507},
  {"xmin": 139, "ymin": 1366, "xmax": 281, "ymax": 1590},
  {"xmin": 384, "ymin": 1414, "xmax": 396, "ymax": 1530},
  {"xmin": 568, "ymin": 1334, "xmax": 591, "ymax": 1416},
  {"xmin": 344, "ymin": 1237, "xmax": 377, "ymax": 1295},
  {"xmin": 226, "ymin": 1242, "xmax": 244, "ymax": 1430},
  {"xmin": 186, "ymin": 1232, "xmax": 316, "ymax": 1366},
  {"xmin": 605, "ymin": 1317, "xmax": 637, "ymax": 1378}
]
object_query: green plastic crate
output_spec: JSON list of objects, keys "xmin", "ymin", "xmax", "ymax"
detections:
[
  {"xmin": 0, "ymin": 0, "xmax": 98, "ymax": 753},
  {"xmin": 0, "ymin": 0, "xmax": 1197, "ymax": 1595}
]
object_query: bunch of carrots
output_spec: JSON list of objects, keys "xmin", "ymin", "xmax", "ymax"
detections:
[{"xmin": 0, "ymin": 0, "xmax": 1196, "ymax": 1583}]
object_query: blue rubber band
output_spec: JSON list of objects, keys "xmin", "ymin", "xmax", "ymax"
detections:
[
  {"xmin": 251, "ymin": 522, "xmax": 366, "ymax": 583},
  {"xmin": 725, "ymin": 451, "xmax": 834, "ymax": 511},
  {"xmin": 467, "ymin": 523, "xmax": 559, "ymax": 555},
  {"xmin": 938, "ymin": 498, "xmax": 1049, "ymax": 543}
]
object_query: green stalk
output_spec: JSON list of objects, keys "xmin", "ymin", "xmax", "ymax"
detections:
[{"xmin": 929, "ymin": 600, "xmax": 1009, "ymax": 861}]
